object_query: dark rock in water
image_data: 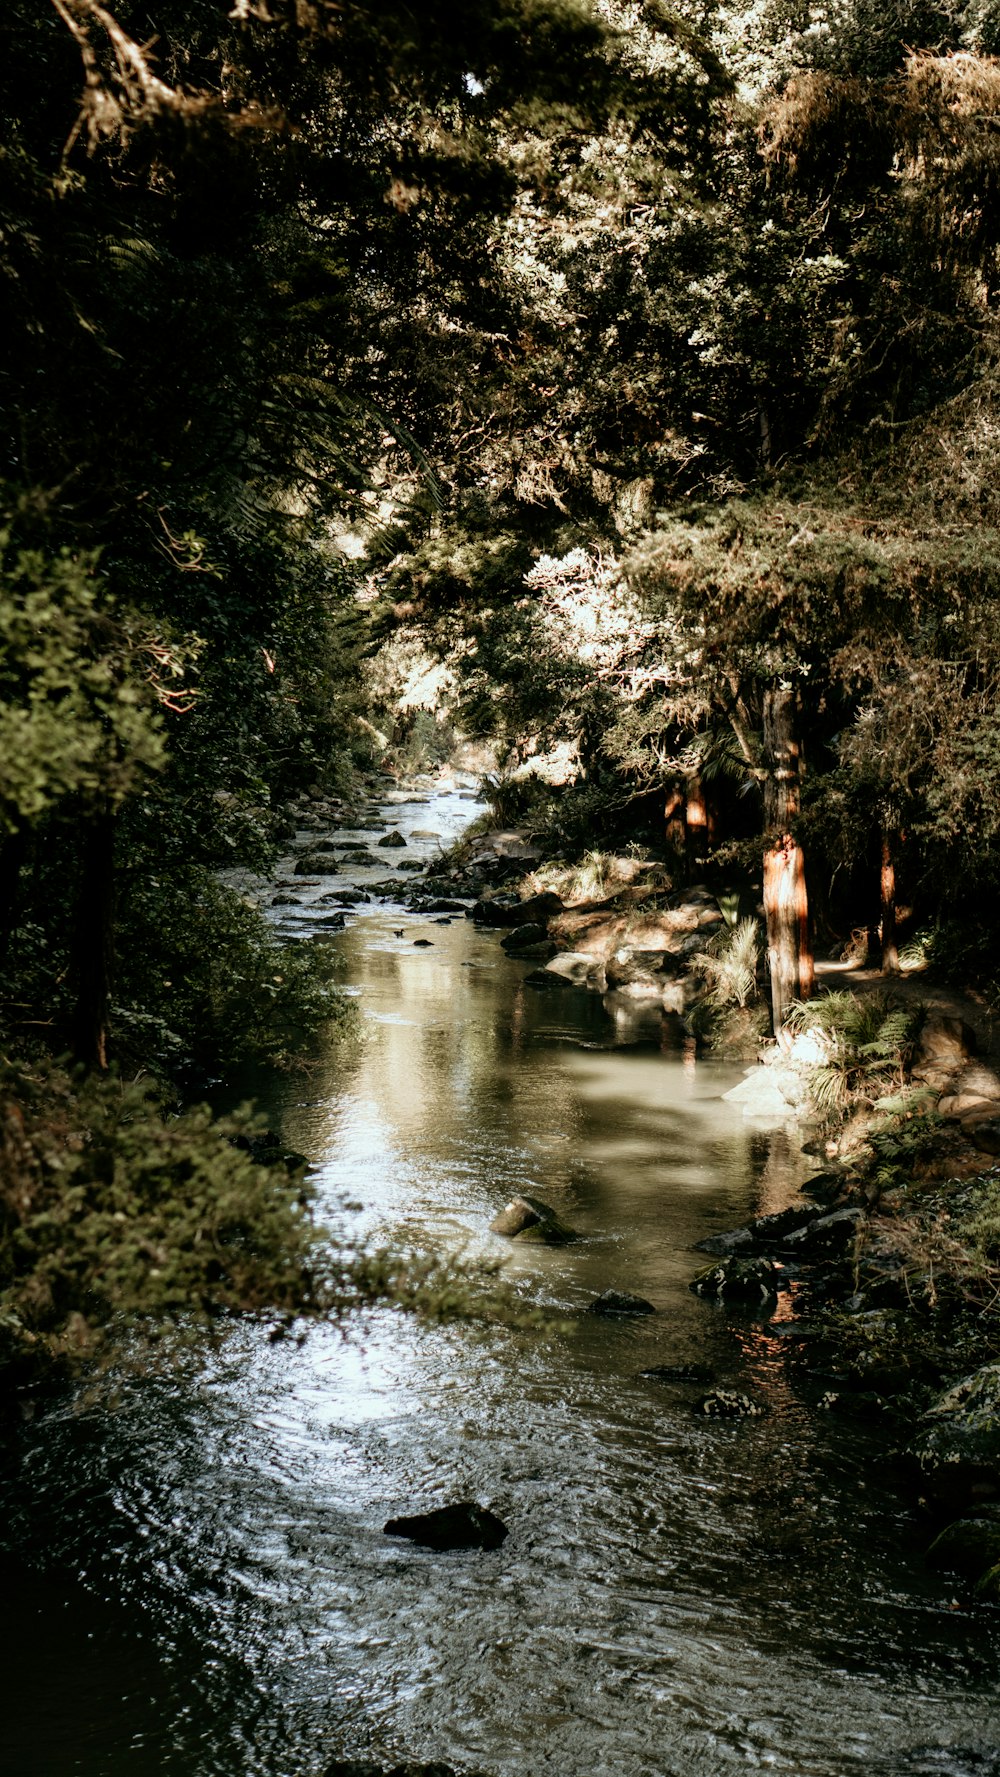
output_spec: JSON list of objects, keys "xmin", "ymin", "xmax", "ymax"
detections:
[
  {"xmin": 317, "ymin": 912, "xmax": 346, "ymax": 928},
  {"xmin": 271, "ymin": 893, "xmax": 301, "ymax": 906},
  {"xmin": 378, "ymin": 830, "xmax": 408, "ymax": 848},
  {"xmin": 693, "ymin": 1389, "xmax": 768, "ymax": 1418},
  {"xmin": 639, "ymin": 1362, "xmax": 714, "ymax": 1384},
  {"xmin": 694, "ymin": 1227, "xmax": 756, "ymax": 1257},
  {"xmin": 489, "ymin": 1193, "xmax": 576, "ymax": 1244},
  {"xmin": 321, "ymin": 889, "xmax": 371, "ymax": 905},
  {"xmin": 886, "ymin": 1747, "xmax": 1000, "ymax": 1776},
  {"xmin": 472, "ymin": 890, "xmax": 563, "ymax": 928},
  {"xmin": 818, "ymin": 1389, "xmax": 888, "ymax": 1420},
  {"xmin": 422, "ymin": 898, "xmax": 468, "ymax": 913},
  {"xmin": 500, "ymin": 922, "xmax": 548, "ymax": 952},
  {"xmin": 781, "ymin": 1206, "xmax": 866, "ymax": 1258},
  {"xmin": 396, "ymin": 858, "xmax": 426, "ymax": 872},
  {"xmin": 383, "ymin": 1502, "xmax": 508, "ymax": 1551},
  {"xmin": 907, "ymin": 1362, "xmax": 1000, "ymax": 1507},
  {"xmin": 412, "ymin": 938, "xmax": 434, "ymax": 947},
  {"xmin": 926, "ymin": 1517, "xmax": 1000, "ymax": 1577},
  {"xmin": 691, "ymin": 1255, "xmax": 781, "ymax": 1302},
  {"xmin": 294, "ymin": 853, "xmax": 340, "ymax": 875},
  {"xmin": 339, "ymin": 847, "xmax": 378, "ymax": 864},
  {"xmin": 588, "ymin": 1289, "xmax": 657, "ymax": 1317}
]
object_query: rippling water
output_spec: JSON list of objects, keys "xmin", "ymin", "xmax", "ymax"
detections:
[{"xmin": 3, "ymin": 786, "xmax": 1000, "ymax": 1777}]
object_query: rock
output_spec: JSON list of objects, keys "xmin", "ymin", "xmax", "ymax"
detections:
[
  {"xmin": 294, "ymin": 854, "xmax": 339, "ymax": 875},
  {"xmin": 939, "ymin": 1093, "xmax": 1000, "ymax": 1121},
  {"xmin": 926, "ymin": 1517, "xmax": 1000, "ymax": 1577},
  {"xmin": 472, "ymin": 891, "xmax": 563, "ymax": 928},
  {"xmin": 413, "ymin": 938, "xmax": 434, "ymax": 947},
  {"xmin": 780, "ymin": 1205, "xmax": 866, "ymax": 1258},
  {"xmin": 639, "ymin": 1362, "xmax": 714, "ymax": 1384},
  {"xmin": 587, "ymin": 1289, "xmax": 657, "ymax": 1316},
  {"xmin": 378, "ymin": 830, "xmax": 408, "ymax": 848},
  {"xmin": 409, "ymin": 828, "xmax": 441, "ymax": 839},
  {"xmin": 817, "ymin": 1389, "xmax": 888, "ymax": 1420},
  {"xmin": 691, "ymin": 1255, "xmax": 781, "ymax": 1301},
  {"xmin": 321, "ymin": 889, "xmax": 371, "ymax": 905},
  {"xmin": 271, "ymin": 894, "xmax": 301, "ymax": 906},
  {"xmin": 383, "ymin": 1502, "xmax": 508, "ymax": 1551},
  {"xmin": 694, "ymin": 1204, "xmax": 825, "ymax": 1256},
  {"xmin": 966, "ymin": 1117, "xmax": 1000, "ymax": 1156},
  {"xmin": 489, "ymin": 1194, "xmax": 576, "ymax": 1244},
  {"xmin": 338, "ymin": 847, "xmax": 379, "ymax": 864},
  {"xmin": 500, "ymin": 923, "xmax": 548, "ymax": 952},
  {"xmin": 915, "ymin": 1013, "xmax": 977, "ymax": 1068},
  {"xmin": 396, "ymin": 859, "xmax": 426, "ymax": 871},
  {"xmin": 908, "ymin": 1363, "xmax": 1000, "ymax": 1506},
  {"xmin": 693, "ymin": 1389, "xmax": 768, "ymax": 1418},
  {"xmin": 542, "ymin": 952, "xmax": 600, "ymax": 987},
  {"xmin": 422, "ymin": 898, "xmax": 468, "ymax": 913},
  {"xmin": 722, "ymin": 1070, "xmax": 795, "ymax": 1120},
  {"xmin": 327, "ymin": 1763, "xmax": 472, "ymax": 1777}
]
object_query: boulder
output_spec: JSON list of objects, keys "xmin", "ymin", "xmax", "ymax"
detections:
[
  {"xmin": 587, "ymin": 1288, "xmax": 657, "ymax": 1317},
  {"xmin": 639, "ymin": 1362, "xmax": 714, "ymax": 1384},
  {"xmin": 422, "ymin": 898, "xmax": 468, "ymax": 913},
  {"xmin": 489, "ymin": 1194, "xmax": 576, "ymax": 1244},
  {"xmin": 543, "ymin": 952, "xmax": 601, "ymax": 987},
  {"xmin": 473, "ymin": 890, "xmax": 563, "ymax": 929},
  {"xmin": 780, "ymin": 1206, "xmax": 866, "ymax": 1259},
  {"xmin": 915, "ymin": 1013, "xmax": 977, "ymax": 1069},
  {"xmin": 271, "ymin": 894, "xmax": 301, "ymax": 906},
  {"xmin": 966, "ymin": 1117, "xmax": 1000, "ymax": 1156},
  {"xmin": 409, "ymin": 828, "xmax": 441, "ymax": 839},
  {"xmin": 908, "ymin": 1363, "xmax": 1000, "ymax": 1506},
  {"xmin": 383, "ymin": 1502, "xmax": 508, "ymax": 1551},
  {"xmin": 321, "ymin": 889, "xmax": 370, "ymax": 905},
  {"xmin": 378, "ymin": 830, "xmax": 408, "ymax": 848},
  {"xmin": 694, "ymin": 1204, "xmax": 825, "ymax": 1257},
  {"xmin": 722, "ymin": 1070, "xmax": 795, "ymax": 1121},
  {"xmin": 926, "ymin": 1517, "xmax": 1000, "ymax": 1577},
  {"xmin": 500, "ymin": 923, "xmax": 548, "ymax": 952},
  {"xmin": 294, "ymin": 854, "xmax": 340, "ymax": 875},
  {"xmin": 691, "ymin": 1255, "xmax": 781, "ymax": 1302}
]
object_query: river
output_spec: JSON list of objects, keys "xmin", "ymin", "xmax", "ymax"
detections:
[{"xmin": 2, "ymin": 783, "xmax": 999, "ymax": 1777}]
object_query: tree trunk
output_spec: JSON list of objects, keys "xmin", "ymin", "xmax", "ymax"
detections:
[
  {"xmin": 762, "ymin": 685, "xmax": 813, "ymax": 1032},
  {"xmin": 880, "ymin": 829, "xmax": 900, "ymax": 975},
  {"xmin": 664, "ymin": 783, "xmax": 686, "ymax": 863},
  {"xmin": 72, "ymin": 804, "xmax": 115, "ymax": 1071},
  {"xmin": 685, "ymin": 771, "xmax": 709, "ymax": 861}
]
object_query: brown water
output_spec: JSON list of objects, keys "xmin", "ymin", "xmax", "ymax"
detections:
[{"xmin": 3, "ymin": 787, "xmax": 1000, "ymax": 1777}]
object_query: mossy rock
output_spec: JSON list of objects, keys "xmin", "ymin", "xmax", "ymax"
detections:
[{"xmin": 490, "ymin": 1194, "xmax": 576, "ymax": 1244}]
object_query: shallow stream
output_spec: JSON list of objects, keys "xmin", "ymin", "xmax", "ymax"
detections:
[{"xmin": 3, "ymin": 785, "xmax": 999, "ymax": 1777}]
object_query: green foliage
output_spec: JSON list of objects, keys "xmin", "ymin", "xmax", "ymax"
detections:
[
  {"xmin": 782, "ymin": 991, "xmax": 920, "ymax": 1114},
  {"xmin": 694, "ymin": 917, "xmax": 762, "ymax": 1010}
]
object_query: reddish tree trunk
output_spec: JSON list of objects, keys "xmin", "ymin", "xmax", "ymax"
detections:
[
  {"xmin": 880, "ymin": 830, "xmax": 900, "ymax": 975},
  {"xmin": 664, "ymin": 783, "xmax": 686, "ymax": 861},
  {"xmin": 685, "ymin": 771, "xmax": 712, "ymax": 860},
  {"xmin": 762, "ymin": 685, "xmax": 813, "ymax": 1032}
]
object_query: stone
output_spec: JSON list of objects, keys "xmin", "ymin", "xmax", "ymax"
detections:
[
  {"xmin": 321, "ymin": 889, "xmax": 371, "ymax": 905},
  {"xmin": 693, "ymin": 1389, "xmax": 768, "ymax": 1418},
  {"xmin": 587, "ymin": 1289, "xmax": 657, "ymax": 1317},
  {"xmin": 472, "ymin": 890, "xmax": 563, "ymax": 928},
  {"xmin": 271, "ymin": 894, "xmax": 301, "ymax": 906},
  {"xmin": 780, "ymin": 1206, "xmax": 866, "ymax": 1258},
  {"xmin": 499, "ymin": 923, "xmax": 548, "ymax": 952},
  {"xmin": 691, "ymin": 1255, "xmax": 781, "ymax": 1302},
  {"xmin": 695, "ymin": 1205, "xmax": 825, "ymax": 1257},
  {"xmin": 421, "ymin": 898, "xmax": 468, "ymax": 913},
  {"xmin": 378, "ymin": 830, "xmax": 408, "ymax": 848},
  {"xmin": 383, "ymin": 1502, "xmax": 508, "ymax": 1551},
  {"xmin": 294, "ymin": 854, "xmax": 339, "ymax": 875},
  {"xmin": 907, "ymin": 1362, "xmax": 1000, "ymax": 1506},
  {"xmin": 317, "ymin": 912, "xmax": 346, "ymax": 928},
  {"xmin": 543, "ymin": 951, "xmax": 601, "ymax": 987},
  {"xmin": 966, "ymin": 1117, "xmax": 1000, "ymax": 1156},
  {"xmin": 396, "ymin": 859, "xmax": 426, "ymax": 871},
  {"xmin": 926, "ymin": 1517, "xmax": 1000, "ymax": 1577},
  {"xmin": 940, "ymin": 1094, "xmax": 1000, "ymax": 1120},
  {"xmin": 412, "ymin": 939, "xmax": 434, "ymax": 948},
  {"xmin": 639, "ymin": 1362, "xmax": 714, "ymax": 1384},
  {"xmin": 409, "ymin": 828, "xmax": 441, "ymax": 839},
  {"xmin": 722, "ymin": 1070, "xmax": 794, "ymax": 1120},
  {"xmin": 489, "ymin": 1194, "xmax": 576, "ymax": 1244},
  {"xmin": 915, "ymin": 1014, "xmax": 977, "ymax": 1068}
]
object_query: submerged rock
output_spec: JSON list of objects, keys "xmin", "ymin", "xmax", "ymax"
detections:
[
  {"xmin": 489, "ymin": 1194, "xmax": 576, "ymax": 1244},
  {"xmin": 639, "ymin": 1362, "xmax": 715, "ymax": 1384},
  {"xmin": 383, "ymin": 1502, "xmax": 508, "ymax": 1551},
  {"xmin": 587, "ymin": 1289, "xmax": 657, "ymax": 1317}
]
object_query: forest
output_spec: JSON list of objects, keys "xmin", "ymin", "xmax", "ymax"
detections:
[{"xmin": 4, "ymin": 3, "xmax": 1000, "ymax": 1771}]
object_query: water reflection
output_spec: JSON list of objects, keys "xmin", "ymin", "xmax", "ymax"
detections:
[{"xmin": 3, "ymin": 794, "xmax": 1000, "ymax": 1777}]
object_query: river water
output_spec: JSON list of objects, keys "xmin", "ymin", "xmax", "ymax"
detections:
[{"xmin": 3, "ymin": 785, "xmax": 1000, "ymax": 1777}]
